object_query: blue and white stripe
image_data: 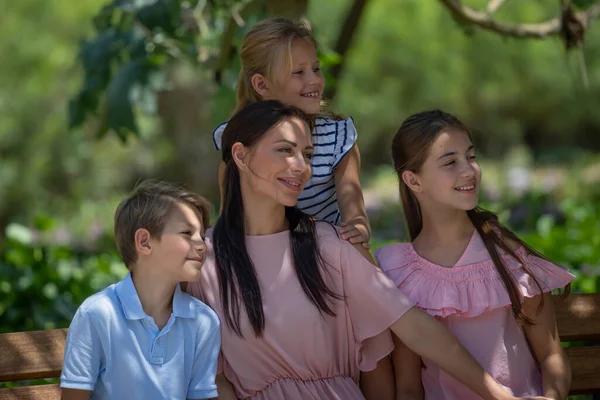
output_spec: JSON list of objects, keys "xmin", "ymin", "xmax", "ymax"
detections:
[{"xmin": 212, "ymin": 117, "xmax": 357, "ymax": 225}]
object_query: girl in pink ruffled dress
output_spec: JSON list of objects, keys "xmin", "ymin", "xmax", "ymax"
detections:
[{"xmin": 375, "ymin": 109, "xmax": 575, "ymax": 400}]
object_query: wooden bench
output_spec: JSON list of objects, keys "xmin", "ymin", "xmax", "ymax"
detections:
[{"xmin": 0, "ymin": 293, "xmax": 599, "ymax": 399}]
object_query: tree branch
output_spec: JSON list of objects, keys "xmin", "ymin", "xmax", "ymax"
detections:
[
  {"xmin": 440, "ymin": 0, "xmax": 600, "ymax": 41},
  {"xmin": 439, "ymin": 0, "xmax": 561, "ymax": 39},
  {"xmin": 586, "ymin": 2, "xmax": 600, "ymax": 22},
  {"xmin": 214, "ymin": 0, "xmax": 263, "ymax": 84},
  {"xmin": 486, "ymin": 0, "xmax": 505, "ymax": 16}
]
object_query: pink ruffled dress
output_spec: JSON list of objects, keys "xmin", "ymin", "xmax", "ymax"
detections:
[
  {"xmin": 187, "ymin": 224, "xmax": 414, "ymax": 399},
  {"xmin": 375, "ymin": 230, "xmax": 575, "ymax": 399}
]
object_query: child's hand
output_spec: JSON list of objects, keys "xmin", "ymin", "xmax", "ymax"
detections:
[{"xmin": 339, "ymin": 221, "xmax": 371, "ymax": 249}]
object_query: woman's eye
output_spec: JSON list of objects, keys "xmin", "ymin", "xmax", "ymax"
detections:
[{"xmin": 279, "ymin": 148, "xmax": 292, "ymax": 153}]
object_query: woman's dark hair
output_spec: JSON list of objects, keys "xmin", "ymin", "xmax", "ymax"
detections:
[
  {"xmin": 391, "ymin": 109, "xmax": 569, "ymax": 325},
  {"xmin": 214, "ymin": 100, "xmax": 340, "ymax": 337}
]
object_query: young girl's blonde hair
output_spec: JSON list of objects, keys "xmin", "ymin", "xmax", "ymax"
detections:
[
  {"xmin": 235, "ymin": 17, "xmax": 344, "ymax": 119},
  {"xmin": 235, "ymin": 18, "xmax": 316, "ymax": 113}
]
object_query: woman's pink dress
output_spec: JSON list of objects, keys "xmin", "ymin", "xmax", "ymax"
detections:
[
  {"xmin": 187, "ymin": 224, "xmax": 414, "ymax": 399},
  {"xmin": 375, "ymin": 230, "xmax": 575, "ymax": 399}
]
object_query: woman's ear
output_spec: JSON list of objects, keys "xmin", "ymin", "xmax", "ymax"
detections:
[
  {"xmin": 231, "ymin": 142, "xmax": 249, "ymax": 170},
  {"xmin": 250, "ymin": 73, "xmax": 270, "ymax": 98},
  {"xmin": 402, "ymin": 170, "xmax": 422, "ymax": 193}
]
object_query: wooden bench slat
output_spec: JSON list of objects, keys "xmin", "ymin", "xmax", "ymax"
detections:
[
  {"xmin": 553, "ymin": 292, "xmax": 600, "ymax": 342},
  {"xmin": 1, "ymin": 294, "xmax": 599, "ymax": 395},
  {"xmin": 566, "ymin": 346, "xmax": 600, "ymax": 394},
  {"xmin": 0, "ymin": 384, "xmax": 61, "ymax": 400},
  {"xmin": 0, "ymin": 329, "xmax": 67, "ymax": 382}
]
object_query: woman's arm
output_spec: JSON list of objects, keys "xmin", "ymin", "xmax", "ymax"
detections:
[
  {"xmin": 360, "ymin": 355, "xmax": 395, "ymax": 400},
  {"xmin": 392, "ymin": 335, "xmax": 424, "ymax": 400},
  {"xmin": 390, "ymin": 307, "xmax": 517, "ymax": 400},
  {"xmin": 334, "ymin": 144, "xmax": 371, "ymax": 248},
  {"xmin": 522, "ymin": 293, "xmax": 571, "ymax": 400},
  {"xmin": 214, "ymin": 373, "xmax": 237, "ymax": 399}
]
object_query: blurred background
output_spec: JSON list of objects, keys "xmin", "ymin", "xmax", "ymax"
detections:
[{"xmin": 1, "ymin": 0, "xmax": 599, "ymax": 374}]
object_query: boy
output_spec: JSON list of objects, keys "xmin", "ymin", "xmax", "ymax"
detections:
[{"xmin": 60, "ymin": 181, "xmax": 220, "ymax": 400}]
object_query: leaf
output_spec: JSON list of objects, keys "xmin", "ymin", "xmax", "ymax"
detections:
[
  {"xmin": 68, "ymin": 32, "xmax": 121, "ymax": 130},
  {"xmin": 93, "ymin": 2, "xmax": 119, "ymax": 32},
  {"xmin": 80, "ymin": 32, "xmax": 116, "ymax": 79},
  {"xmin": 5, "ymin": 224, "xmax": 34, "ymax": 245},
  {"xmin": 318, "ymin": 49, "xmax": 342, "ymax": 67},
  {"xmin": 67, "ymin": 96, "xmax": 86, "ymax": 130},
  {"xmin": 137, "ymin": 0, "xmax": 180, "ymax": 36},
  {"xmin": 33, "ymin": 215, "xmax": 54, "ymax": 231},
  {"xmin": 536, "ymin": 214, "xmax": 555, "ymax": 239},
  {"xmin": 105, "ymin": 59, "xmax": 151, "ymax": 140},
  {"xmin": 573, "ymin": 0, "xmax": 596, "ymax": 10}
]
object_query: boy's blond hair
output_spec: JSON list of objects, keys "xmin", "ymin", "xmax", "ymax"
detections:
[{"xmin": 114, "ymin": 180, "xmax": 211, "ymax": 268}]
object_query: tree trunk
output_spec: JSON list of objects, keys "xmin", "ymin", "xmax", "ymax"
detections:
[
  {"xmin": 156, "ymin": 74, "xmax": 221, "ymax": 203},
  {"xmin": 325, "ymin": 0, "xmax": 369, "ymax": 100}
]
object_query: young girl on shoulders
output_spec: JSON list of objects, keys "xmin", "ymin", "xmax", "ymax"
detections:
[
  {"xmin": 212, "ymin": 17, "xmax": 370, "ymax": 248},
  {"xmin": 375, "ymin": 109, "xmax": 574, "ymax": 400}
]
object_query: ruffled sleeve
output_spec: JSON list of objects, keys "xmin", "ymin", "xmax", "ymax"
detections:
[
  {"xmin": 212, "ymin": 122, "xmax": 228, "ymax": 151},
  {"xmin": 330, "ymin": 117, "xmax": 358, "ymax": 168},
  {"xmin": 509, "ymin": 247, "xmax": 575, "ymax": 298},
  {"xmin": 374, "ymin": 240, "xmax": 575, "ymax": 319},
  {"xmin": 337, "ymin": 236, "xmax": 413, "ymax": 371}
]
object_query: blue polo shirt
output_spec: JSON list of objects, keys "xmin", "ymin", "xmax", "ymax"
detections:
[{"xmin": 60, "ymin": 274, "xmax": 220, "ymax": 399}]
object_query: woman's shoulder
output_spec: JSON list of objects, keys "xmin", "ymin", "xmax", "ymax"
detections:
[{"xmin": 314, "ymin": 220, "xmax": 342, "ymax": 244}]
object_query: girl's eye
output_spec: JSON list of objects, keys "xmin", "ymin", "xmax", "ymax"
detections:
[
  {"xmin": 313, "ymin": 67, "xmax": 321, "ymax": 73},
  {"xmin": 304, "ymin": 153, "xmax": 313, "ymax": 160},
  {"xmin": 444, "ymin": 160, "xmax": 456, "ymax": 167},
  {"xmin": 293, "ymin": 70, "xmax": 303, "ymax": 75},
  {"xmin": 181, "ymin": 231, "xmax": 192, "ymax": 236},
  {"xmin": 468, "ymin": 154, "xmax": 477, "ymax": 160}
]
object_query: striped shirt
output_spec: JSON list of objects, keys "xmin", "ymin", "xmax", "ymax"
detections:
[{"xmin": 213, "ymin": 117, "xmax": 357, "ymax": 225}]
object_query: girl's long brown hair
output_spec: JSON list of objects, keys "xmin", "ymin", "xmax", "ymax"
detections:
[{"xmin": 392, "ymin": 109, "xmax": 569, "ymax": 325}]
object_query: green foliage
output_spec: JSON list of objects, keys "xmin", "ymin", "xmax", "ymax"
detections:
[
  {"xmin": 520, "ymin": 200, "xmax": 600, "ymax": 293},
  {"xmin": 0, "ymin": 223, "xmax": 126, "ymax": 333},
  {"xmin": 68, "ymin": 0, "xmax": 202, "ymax": 141},
  {"xmin": 323, "ymin": 0, "xmax": 600, "ymax": 160}
]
